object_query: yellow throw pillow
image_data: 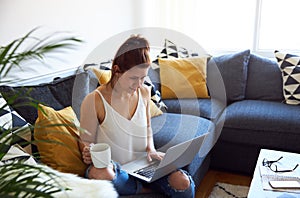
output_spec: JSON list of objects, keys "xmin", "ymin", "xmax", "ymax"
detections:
[
  {"xmin": 90, "ymin": 67, "xmax": 111, "ymax": 85},
  {"xmin": 34, "ymin": 104, "xmax": 87, "ymax": 176},
  {"xmin": 159, "ymin": 57, "xmax": 210, "ymax": 99},
  {"xmin": 90, "ymin": 67, "xmax": 163, "ymax": 117}
]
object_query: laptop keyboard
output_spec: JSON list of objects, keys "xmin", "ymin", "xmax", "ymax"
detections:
[{"xmin": 134, "ymin": 163, "xmax": 159, "ymax": 178}]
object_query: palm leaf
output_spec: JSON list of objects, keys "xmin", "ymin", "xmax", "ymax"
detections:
[
  {"xmin": 0, "ymin": 27, "xmax": 82, "ymax": 79},
  {"xmin": 0, "ymin": 27, "xmax": 83, "ymax": 197},
  {"xmin": 0, "ymin": 162, "xmax": 70, "ymax": 197}
]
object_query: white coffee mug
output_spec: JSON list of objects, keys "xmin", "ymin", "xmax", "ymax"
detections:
[{"xmin": 90, "ymin": 143, "xmax": 111, "ymax": 168}]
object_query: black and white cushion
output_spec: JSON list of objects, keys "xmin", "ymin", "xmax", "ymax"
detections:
[
  {"xmin": 274, "ymin": 50, "xmax": 300, "ymax": 105},
  {"xmin": 152, "ymin": 39, "xmax": 190, "ymax": 66},
  {"xmin": 157, "ymin": 39, "xmax": 190, "ymax": 59},
  {"xmin": 144, "ymin": 77, "xmax": 167, "ymax": 110},
  {"xmin": 0, "ymin": 93, "xmax": 32, "ymax": 154}
]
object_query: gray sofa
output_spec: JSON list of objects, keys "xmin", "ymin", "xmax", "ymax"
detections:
[
  {"xmin": 0, "ymin": 67, "xmax": 216, "ymax": 197},
  {"xmin": 1, "ymin": 49, "xmax": 299, "ymax": 197},
  {"xmin": 210, "ymin": 52, "xmax": 300, "ymax": 175},
  {"xmin": 148, "ymin": 48, "xmax": 300, "ymax": 178},
  {"xmin": 155, "ymin": 49, "xmax": 300, "ymax": 176}
]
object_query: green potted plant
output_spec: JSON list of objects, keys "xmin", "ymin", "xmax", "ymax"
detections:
[{"xmin": 0, "ymin": 27, "xmax": 82, "ymax": 197}]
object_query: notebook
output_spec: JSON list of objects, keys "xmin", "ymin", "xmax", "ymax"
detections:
[{"xmin": 122, "ymin": 133, "xmax": 207, "ymax": 183}]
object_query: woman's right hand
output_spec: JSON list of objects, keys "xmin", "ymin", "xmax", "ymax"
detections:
[{"xmin": 82, "ymin": 145, "xmax": 92, "ymax": 165}]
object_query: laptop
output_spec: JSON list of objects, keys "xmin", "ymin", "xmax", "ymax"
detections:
[{"xmin": 122, "ymin": 133, "xmax": 207, "ymax": 183}]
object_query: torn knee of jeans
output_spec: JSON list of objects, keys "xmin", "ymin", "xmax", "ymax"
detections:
[{"xmin": 167, "ymin": 170, "xmax": 190, "ymax": 191}]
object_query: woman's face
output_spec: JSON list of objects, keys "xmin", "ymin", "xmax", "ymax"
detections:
[{"xmin": 117, "ymin": 66, "xmax": 149, "ymax": 94}]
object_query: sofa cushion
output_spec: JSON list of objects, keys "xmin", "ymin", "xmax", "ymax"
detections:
[
  {"xmin": 223, "ymin": 100, "xmax": 300, "ymax": 137},
  {"xmin": 162, "ymin": 98, "xmax": 224, "ymax": 121},
  {"xmin": 148, "ymin": 65, "xmax": 161, "ymax": 92},
  {"xmin": 143, "ymin": 77, "xmax": 167, "ymax": 111},
  {"xmin": 208, "ymin": 50, "xmax": 250, "ymax": 104},
  {"xmin": 245, "ymin": 53, "xmax": 284, "ymax": 101},
  {"xmin": 151, "ymin": 112, "xmax": 215, "ymax": 186},
  {"xmin": 0, "ymin": 71, "xmax": 94, "ymax": 124},
  {"xmin": 34, "ymin": 104, "xmax": 87, "ymax": 177},
  {"xmin": 159, "ymin": 57, "xmax": 209, "ymax": 99},
  {"xmin": 217, "ymin": 100, "xmax": 300, "ymax": 169},
  {"xmin": 152, "ymin": 39, "xmax": 190, "ymax": 64},
  {"xmin": 274, "ymin": 50, "xmax": 300, "ymax": 105},
  {"xmin": 0, "ymin": 93, "xmax": 32, "ymax": 154},
  {"xmin": 88, "ymin": 67, "xmax": 111, "ymax": 85},
  {"xmin": 72, "ymin": 70, "xmax": 99, "ymax": 119},
  {"xmin": 160, "ymin": 39, "xmax": 190, "ymax": 58}
]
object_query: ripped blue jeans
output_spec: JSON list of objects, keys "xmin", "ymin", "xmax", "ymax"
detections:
[{"xmin": 86, "ymin": 161, "xmax": 195, "ymax": 197}]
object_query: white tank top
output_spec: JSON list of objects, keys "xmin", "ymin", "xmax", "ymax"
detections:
[{"xmin": 95, "ymin": 89, "xmax": 147, "ymax": 165}]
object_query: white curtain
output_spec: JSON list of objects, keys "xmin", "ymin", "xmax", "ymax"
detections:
[{"xmin": 143, "ymin": 0, "xmax": 257, "ymax": 54}]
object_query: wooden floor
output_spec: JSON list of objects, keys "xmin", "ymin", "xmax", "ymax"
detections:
[{"xmin": 195, "ymin": 169, "xmax": 253, "ymax": 198}]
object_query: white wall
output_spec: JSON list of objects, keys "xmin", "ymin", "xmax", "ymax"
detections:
[{"xmin": 0, "ymin": 0, "xmax": 145, "ymax": 82}]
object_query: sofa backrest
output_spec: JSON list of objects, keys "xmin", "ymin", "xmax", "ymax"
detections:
[
  {"xmin": 0, "ymin": 70, "xmax": 97, "ymax": 124},
  {"xmin": 245, "ymin": 53, "xmax": 284, "ymax": 102},
  {"xmin": 149, "ymin": 50, "xmax": 285, "ymax": 107},
  {"xmin": 149, "ymin": 50, "xmax": 251, "ymax": 105}
]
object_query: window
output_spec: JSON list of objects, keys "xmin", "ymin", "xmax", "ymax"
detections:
[
  {"xmin": 258, "ymin": 0, "xmax": 300, "ymax": 52},
  {"xmin": 142, "ymin": 0, "xmax": 300, "ymax": 57}
]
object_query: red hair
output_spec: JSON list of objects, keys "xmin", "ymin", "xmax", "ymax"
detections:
[{"xmin": 109, "ymin": 35, "xmax": 150, "ymax": 87}]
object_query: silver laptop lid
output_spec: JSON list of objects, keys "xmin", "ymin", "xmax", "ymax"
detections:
[{"xmin": 122, "ymin": 133, "xmax": 208, "ymax": 182}]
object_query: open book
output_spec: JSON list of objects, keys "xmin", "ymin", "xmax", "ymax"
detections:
[{"xmin": 259, "ymin": 156, "xmax": 300, "ymax": 193}]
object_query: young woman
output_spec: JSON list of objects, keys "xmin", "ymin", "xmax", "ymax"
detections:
[{"xmin": 80, "ymin": 35, "xmax": 195, "ymax": 197}]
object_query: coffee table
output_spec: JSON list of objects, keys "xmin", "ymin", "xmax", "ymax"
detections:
[{"xmin": 248, "ymin": 149, "xmax": 300, "ymax": 197}]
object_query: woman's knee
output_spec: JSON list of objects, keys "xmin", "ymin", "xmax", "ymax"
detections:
[{"xmin": 168, "ymin": 170, "xmax": 190, "ymax": 190}]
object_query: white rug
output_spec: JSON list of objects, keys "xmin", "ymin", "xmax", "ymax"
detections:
[
  {"xmin": 209, "ymin": 182, "xmax": 249, "ymax": 198},
  {"xmin": 1, "ymin": 145, "xmax": 118, "ymax": 198}
]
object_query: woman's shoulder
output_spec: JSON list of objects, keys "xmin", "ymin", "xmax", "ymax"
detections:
[
  {"xmin": 83, "ymin": 86, "xmax": 105, "ymax": 103},
  {"xmin": 81, "ymin": 87, "xmax": 105, "ymax": 117}
]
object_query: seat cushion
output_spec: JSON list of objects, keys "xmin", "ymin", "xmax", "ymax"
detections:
[
  {"xmin": 151, "ymin": 113, "xmax": 215, "ymax": 187},
  {"xmin": 151, "ymin": 113, "xmax": 215, "ymax": 159},
  {"xmin": 163, "ymin": 98, "xmax": 225, "ymax": 121},
  {"xmin": 221, "ymin": 100, "xmax": 300, "ymax": 148},
  {"xmin": 151, "ymin": 113, "xmax": 213, "ymax": 148}
]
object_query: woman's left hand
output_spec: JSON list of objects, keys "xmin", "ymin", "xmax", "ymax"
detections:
[{"xmin": 147, "ymin": 150, "xmax": 165, "ymax": 162}]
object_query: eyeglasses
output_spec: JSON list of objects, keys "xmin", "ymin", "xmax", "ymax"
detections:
[{"xmin": 262, "ymin": 156, "xmax": 299, "ymax": 173}]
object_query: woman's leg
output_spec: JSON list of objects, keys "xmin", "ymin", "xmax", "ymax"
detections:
[{"xmin": 150, "ymin": 169, "xmax": 195, "ymax": 198}]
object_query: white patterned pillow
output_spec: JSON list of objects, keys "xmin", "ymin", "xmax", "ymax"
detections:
[
  {"xmin": 274, "ymin": 51, "xmax": 300, "ymax": 105},
  {"xmin": 152, "ymin": 39, "xmax": 190, "ymax": 66},
  {"xmin": 143, "ymin": 76, "xmax": 167, "ymax": 110},
  {"xmin": 158, "ymin": 39, "xmax": 190, "ymax": 59},
  {"xmin": 0, "ymin": 93, "xmax": 32, "ymax": 154}
]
